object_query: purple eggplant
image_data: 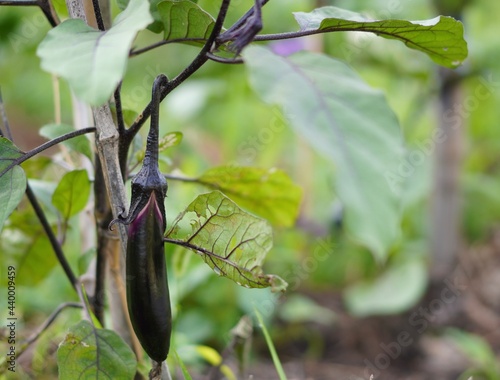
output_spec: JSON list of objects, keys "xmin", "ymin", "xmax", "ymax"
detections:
[{"xmin": 110, "ymin": 74, "xmax": 171, "ymax": 362}]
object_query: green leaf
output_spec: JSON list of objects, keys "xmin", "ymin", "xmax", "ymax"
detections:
[
  {"xmin": 40, "ymin": 124, "xmax": 93, "ymax": 160},
  {"xmin": 37, "ymin": 0, "xmax": 153, "ymax": 105},
  {"xmin": 15, "ymin": 233, "xmax": 57, "ymax": 286},
  {"xmin": 28, "ymin": 179, "xmax": 58, "ymax": 217},
  {"xmin": 198, "ymin": 166, "xmax": 302, "ymax": 227},
  {"xmin": 158, "ymin": 0, "xmax": 216, "ymax": 43},
  {"xmin": 159, "ymin": 131, "xmax": 183, "ymax": 151},
  {"xmin": 344, "ymin": 258, "xmax": 427, "ymax": 316},
  {"xmin": 166, "ymin": 191, "xmax": 287, "ymax": 292},
  {"xmin": 446, "ymin": 329, "xmax": 498, "ymax": 368},
  {"xmin": 136, "ymin": 132, "xmax": 182, "ymax": 163},
  {"xmin": 279, "ymin": 294, "xmax": 336, "ymax": 325},
  {"xmin": 294, "ymin": 7, "xmax": 468, "ymax": 68},
  {"xmin": 52, "ymin": 170, "xmax": 91, "ymax": 220},
  {"xmin": 117, "ymin": 0, "xmax": 165, "ymax": 33},
  {"xmin": 0, "ymin": 137, "xmax": 27, "ymax": 232},
  {"xmin": 244, "ymin": 47, "xmax": 403, "ymax": 260},
  {"xmin": 57, "ymin": 320, "xmax": 136, "ymax": 379}
]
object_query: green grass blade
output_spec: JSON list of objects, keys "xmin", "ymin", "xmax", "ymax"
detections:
[
  {"xmin": 253, "ymin": 307, "xmax": 287, "ymax": 380},
  {"xmin": 173, "ymin": 350, "xmax": 193, "ymax": 380}
]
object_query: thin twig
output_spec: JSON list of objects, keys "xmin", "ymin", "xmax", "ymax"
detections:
[
  {"xmin": 125, "ymin": 0, "xmax": 232, "ymax": 143},
  {"xmin": 23, "ymin": 302, "xmax": 83, "ymax": 346},
  {"xmin": 163, "ymin": 173, "xmax": 199, "ymax": 183},
  {"xmin": 253, "ymin": 30, "xmax": 318, "ymax": 41},
  {"xmin": 0, "ymin": 127, "xmax": 96, "ymax": 178},
  {"xmin": 114, "ymin": 84, "xmax": 125, "ymax": 133},
  {"xmin": 92, "ymin": 0, "xmax": 105, "ymax": 31},
  {"xmin": 26, "ymin": 185, "xmax": 79, "ymax": 290},
  {"xmin": 130, "ymin": 38, "xmax": 207, "ymax": 57},
  {"xmin": 37, "ymin": 0, "xmax": 59, "ymax": 26},
  {"xmin": 206, "ymin": 52, "xmax": 244, "ymax": 64},
  {"xmin": 0, "ymin": 89, "xmax": 13, "ymax": 140},
  {"xmin": 0, "ymin": 0, "xmax": 37, "ymax": 5}
]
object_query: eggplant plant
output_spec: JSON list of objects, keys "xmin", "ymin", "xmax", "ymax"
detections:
[{"xmin": 0, "ymin": 0, "xmax": 467, "ymax": 378}]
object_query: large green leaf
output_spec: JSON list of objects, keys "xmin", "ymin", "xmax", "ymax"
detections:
[
  {"xmin": 244, "ymin": 46, "xmax": 403, "ymax": 260},
  {"xmin": 40, "ymin": 124, "xmax": 93, "ymax": 160},
  {"xmin": 15, "ymin": 233, "xmax": 57, "ymax": 286},
  {"xmin": 294, "ymin": 7, "xmax": 467, "ymax": 68},
  {"xmin": 198, "ymin": 166, "xmax": 302, "ymax": 227},
  {"xmin": 37, "ymin": 0, "xmax": 153, "ymax": 105},
  {"xmin": 158, "ymin": 0, "xmax": 216, "ymax": 43},
  {"xmin": 0, "ymin": 137, "xmax": 27, "ymax": 232},
  {"xmin": 117, "ymin": 0, "xmax": 165, "ymax": 33},
  {"xmin": 52, "ymin": 170, "xmax": 91, "ymax": 220},
  {"xmin": 166, "ymin": 191, "xmax": 287, "ymax": 292},
  {"xmin": 57, "ymin": 320, "xmax": 136, "ymax": 379}
]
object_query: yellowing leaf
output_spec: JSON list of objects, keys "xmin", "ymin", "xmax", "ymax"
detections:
[
  {"xmin": 166, "ymin": 191, "xmax": 287, "ymax": 291},
  {"xmin": 294, "ymin": 7, "xmax": 468, "ymax": 68},
  {"xmin": 198, "ymin": 166, "xmax": 302, "ymax": 227}
]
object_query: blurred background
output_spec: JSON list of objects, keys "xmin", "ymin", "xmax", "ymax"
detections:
[{"xmin": 1, "ymin": 0, "xmax": 500, "ymax": 379}]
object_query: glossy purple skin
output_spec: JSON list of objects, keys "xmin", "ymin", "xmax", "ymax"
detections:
[{"xmin": 126, "ymin": 192, "xmax": 171, "ymax": 362}]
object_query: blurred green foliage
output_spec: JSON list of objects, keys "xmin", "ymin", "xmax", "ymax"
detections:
[{"xmin": 0, "ymin": 0, "xmax": 499, "ymax": 378}]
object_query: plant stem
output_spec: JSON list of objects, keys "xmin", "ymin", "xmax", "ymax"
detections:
[
  {"xmin": 253, "ymin": 30, "xmax": 320, "ymax": 41},
  {"xmin": 125, "ymin": 0, "xmax": 232, "ymax": 144},
  {"xmin": 206, "ymin": 52, "xmax": 243, "ymax": 64},
  {"xmin": 26, "ymin": 185, "xmax": 79, "ymax": 290},
  {"xmin": 114, "ymin": 84, "xmax": 125, "ymax": 133},
  {"xmin": 130, "ymin": 38, "xmax": 207, "ymax": 57},
  {"xmin": 144, "ymin": 75, "xmax": 168, "ymax": 169},
  {"xmin": 163, "ymin": 173, "xmax": 199, "ymax": 183},
  {"xmin": 253, "ymin": 308, "xmax": 287, "ymax": 380},
  {"xmin": 38, "ymin": 0, "xmax": 59, "ymax": 26},
  {"xmin": 0, "ymin": 127, "xmax": 96, "ymax": 178},
  {"xmin": 24, "ymin": 302, "xmax": 83, "ymax": 346},
  {"xmin": 91, "ymin": 0, "xmax": 105, "ymax": 31},
  {"xmin": 0, "ymin": 89, "xmax": 13, "ymax": 140},
  {"xmin": 0, "ymin": 0, "xmax": 37, "ymax": 5}
]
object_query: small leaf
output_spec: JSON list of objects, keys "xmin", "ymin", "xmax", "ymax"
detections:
[
  {"xmin": 159, "ymin": 131, "xmax": 183, "ymax": 152},
  {"xmin": 134, "ymin": 132, "xmax": 181, "ymax": 164},
  {"xmin": 0, "ymin": 137, "xmax": 27, "ymax": 232},
  {"xmin": 446, "ymin": 328, "xmax": 498, "ymax": 367},
  {"xmin": 294, "ymin": 6, "xmax": 468, "ymax": 68},
  {"xmin": 198, "ymin": 166, "xmax": 302, "ymax": 227},
  {"xmin": 166, "ymin": 191, "xmax": 287, "ymax": 291},
  {"xmin": 37, "ymin": 0, "xmax": 153, "ymax": 105},
  {"xmin": 244, "ymin": 47, "xmax": 403, "ymax": 261},
  {"xmin": 40, "ymin": 124, "xmax": 93, "ymax": 160},
  {"xmin": 57, "ymin": 320, "xmax": 136, "ymax": 379},
  {"xmin": 279, "ymin": 294, "xmax": 335, "ymax": 325},
  {"xmin": 52, "ymin": 170, "xmax": 91, "ymax": 220},
  {"xmin": 158, "ymin": 0, "xmax": 217, "ymax": 43},
  {"xmin": 344, "ymin": 258, "xmax": 427, "ymax": 317}
]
